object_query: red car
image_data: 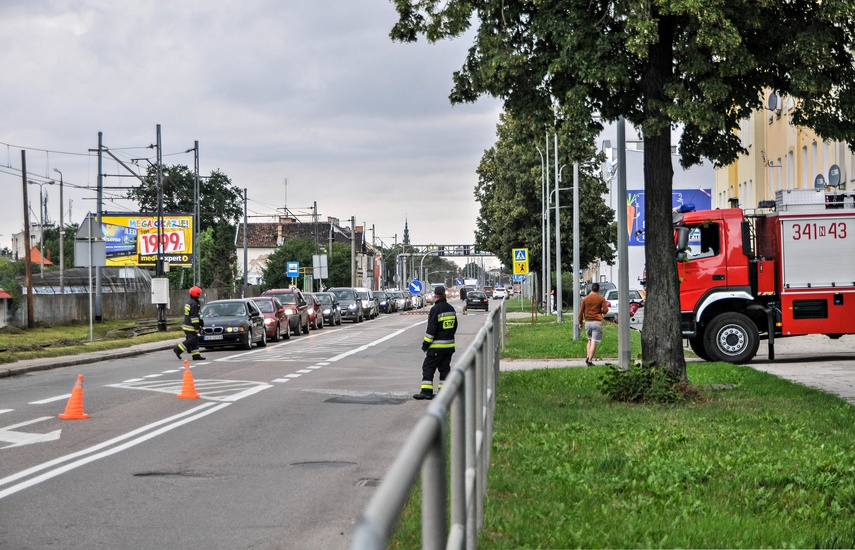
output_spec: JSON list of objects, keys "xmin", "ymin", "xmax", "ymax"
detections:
[
  {"xmin": 305, "ymin": 293, "xmax": 324, "ymax": 330},
  {"xmin": 252, "ymin": 296, "xmax": 291, "ymax": 342},
  {"xmin": 261, "ymin": 288, "xmax": 310, "ymax": 336}
]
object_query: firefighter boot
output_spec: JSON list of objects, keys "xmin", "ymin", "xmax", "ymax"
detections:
[{"xmin": 173, "ymin": 345, "xmax": 182, "ymax": 359}]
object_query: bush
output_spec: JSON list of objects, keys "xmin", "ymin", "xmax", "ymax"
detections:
[{"xmin": 599, "ymin": 362, "xmax": 687, "ymax": 403}]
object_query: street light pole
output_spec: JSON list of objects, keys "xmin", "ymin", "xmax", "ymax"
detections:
[
  {"xmin": 536, "ymin": 145, "xmax": 546, "ymax": 310},
  {"xmin": 53, "ymin": 168, "xmax": 64, "ymax": 293},
  {"xmin": 554, "ymin": 134, "xmax": 563, "ymax": 322}
]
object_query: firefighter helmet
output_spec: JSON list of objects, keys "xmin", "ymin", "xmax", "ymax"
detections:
[{"xmin": 189, "ymin": 286, "xmax": 202, "ymax": 298}]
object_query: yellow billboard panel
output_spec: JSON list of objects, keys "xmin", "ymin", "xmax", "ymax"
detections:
[{"xmin": 102, "ymin": 213, "xmax": 194, "ymax": 267}]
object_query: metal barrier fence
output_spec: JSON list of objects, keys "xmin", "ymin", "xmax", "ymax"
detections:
[{"xmin": 350, "ymin": 302, "xmax": 505, "ymax": 549}]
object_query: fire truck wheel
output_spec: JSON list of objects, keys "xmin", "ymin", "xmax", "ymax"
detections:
[
  {"xmin": 688, "ymin": 335, "xmax": 712, "ymax": 361},
  {"xmin": 703, "ymin": 312, "xmax": 760, "ymax": 364}
]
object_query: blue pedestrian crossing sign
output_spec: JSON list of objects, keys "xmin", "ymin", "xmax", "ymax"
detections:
[
  {"xmin": 286, "ymin": 261, "xmax": 299, "ymax": 277},
  {"xmin": 512, "ymin": 248, "xmax": 529, "ymax": 276}
]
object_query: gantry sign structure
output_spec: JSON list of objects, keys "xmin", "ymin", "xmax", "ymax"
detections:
[{"xmin": 402, "ymin": 244, "xmax": 492, "ymax": 257}]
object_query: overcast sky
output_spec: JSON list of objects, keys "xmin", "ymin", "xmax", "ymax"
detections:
[{"xmin": 0, "ymin": 1, "xmax": 506, "ymax": 257}]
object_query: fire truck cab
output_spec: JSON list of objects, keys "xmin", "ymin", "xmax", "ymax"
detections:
[{"xmin": 675, "ymin": 188, "xmax": 855, "ymax": 363}]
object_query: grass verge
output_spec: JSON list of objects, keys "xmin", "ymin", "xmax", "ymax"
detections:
[
  {"xmin": 0, "ymin": 320, "xmax": 183, "ymax": 364},
  {"xmin": 390, "ymin": 319, "xmax": 855, "ymax": 548}
]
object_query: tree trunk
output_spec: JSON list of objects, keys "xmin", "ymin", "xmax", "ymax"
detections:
[{"xmin": 639, "ymin": 14, "xmax": 687, "ymax": 381}]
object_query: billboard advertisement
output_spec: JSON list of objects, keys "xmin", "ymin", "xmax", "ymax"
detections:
[
  {"xmin": 626, "ymin": 188, "xmax": 712, "ymax": 246},
  {"xmin": 101, "ymin": 213, "xmax": 194, "ymax": 267}
]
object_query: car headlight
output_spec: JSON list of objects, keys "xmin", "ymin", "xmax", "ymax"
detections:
[
  {"xmin": 264, "ymin": 318, "xmax": 274, "ymax": 326},
  {"xmin": 322, "ymin": 307, "xmax": 331, "ymax": 314},
  {"xmin": 284, "ymin": 308, "xmax": 295, "ymax": 315},
  {"xmin": 348, "ymin": 303, "xmax": 357, "ymax": 310}
]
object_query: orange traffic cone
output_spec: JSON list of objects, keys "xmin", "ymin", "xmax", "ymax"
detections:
[
  {"xmin": 58, "ymin": 374, "xmax": 89, "ymax": 420},
  {"xmin": 177, "ymin": 360, "xmax": 200, "ymax": 399}
]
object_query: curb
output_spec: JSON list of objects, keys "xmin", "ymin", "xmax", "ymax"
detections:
[{"xmin": 0, "ymin": 343, "xmax": 175, "ymax": 379}]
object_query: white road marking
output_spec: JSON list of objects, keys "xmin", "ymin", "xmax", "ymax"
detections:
[
  {"xmin": 0, "ymin": 403, "xmax": 224, "ymax": 498},
  {"xmin": 28, "ymin": 394, "xmax": 71, "ymax": 405}
]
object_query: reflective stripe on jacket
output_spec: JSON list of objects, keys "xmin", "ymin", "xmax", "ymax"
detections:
[
  {"xmin": 422, "ymin": 298, "xmax": 457, "ymax": 353},
  {"xmin": 182, "ymin": 297, "xmax": 202, "ymax": 331}
]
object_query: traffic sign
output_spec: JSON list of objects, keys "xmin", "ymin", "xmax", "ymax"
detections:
[
  {"xmin": 455, "ymin": 278, "xmax": 463, "ymax": 286},
  {"xmin": 409, "ymin": 280, "xmax": 423, "ymax": 295},
  {"xmin": 513, "ymin": 274, "xmax": 526, "ymax": 282},
  {"xmin": 286, "ymin": 261, "xmax": 299, "ymax": 278},
  {"xmin": 512, "ymin": 248, "xmax": 529, "ymax": 276}
]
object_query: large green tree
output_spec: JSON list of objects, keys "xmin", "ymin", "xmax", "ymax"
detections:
[
  {"xmin": 127, "ymin": 165, "xmax": 244, "ymax": 290},
  {"xmin": 392, "ymin": 0, "xmax": 855, "ymax": 380},
  {"xmin": 475, "ymin": 111, "xmax": 615, "ymax": 283}
]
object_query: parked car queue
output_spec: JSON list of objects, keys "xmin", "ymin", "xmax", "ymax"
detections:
[{"xmin": 194, "ymin": 285, "xmax": 455, "ymax": 351}]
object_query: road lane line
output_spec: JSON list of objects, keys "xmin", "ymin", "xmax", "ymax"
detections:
[
  {"xmin": 326, "ymin": 322, "xmax": 423, "ymax": 363},
  {"xmin": 28, "ymin": 394, "xmax": 71, "ymax": 405},
  {"xmin": 0, "ymin": 403, "xmax": 219, "ymax": 489},
  {"xmin": 0, "ymin": 402, "xmax": 229, "ymax": 500}
]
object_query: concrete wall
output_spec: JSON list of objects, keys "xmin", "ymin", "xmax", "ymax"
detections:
[{"xmin": 8, "ymin": 286, "xmax": 262, "ymax": 327}]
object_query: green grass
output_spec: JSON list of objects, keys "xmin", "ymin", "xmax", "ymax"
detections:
[
  {"xmin": 390, "ymin": 318, "xmax": 855, "ymax": 548},
  {"xmin": 0, "ymin": 320, "xmax": 183, "ymax": 364},
  {"xmin": 504, "ymin": 316, "xmax": 643, "ymax": 360}
]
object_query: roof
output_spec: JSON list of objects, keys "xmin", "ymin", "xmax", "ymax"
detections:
[
  {"xmin": 234, "ymin": 220, "xmax": 364, "ymax": 249},
  {"xmin": 28, "ymin": 246, "xmax": 53, "ymax": 265},
  {"xmin": 0, "ymin": 288, "xmax": 12, "ymax": 300}
]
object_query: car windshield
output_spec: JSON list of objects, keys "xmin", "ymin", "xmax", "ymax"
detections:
[
  {"xmin": 605, "ymin": 290, "xmax": 618, "ymax": 301},
  {"xmin": 375, "ymin": 292, "xmax": 387, "ymax": 299},
  {"xmin": 255, "ymin": 300, "xmax": 275, "ymax": 313},
  {"xmin": 469, "ymin": 292, "xmax": 486, "ymax": 299},
  {"xmin": 334, "ymin": 289, "xmax": 355, "ymax": 300},
  {"xmin": 356, "ymin": 291, "xmax": 369, "ymax": 300},
  {"xmin": 315, "ymin": 294, "xmax": 332, "ymax": 304},
  {"xmin": 203, "ymin": 302, "xmax": 246, "ymax": 317}
]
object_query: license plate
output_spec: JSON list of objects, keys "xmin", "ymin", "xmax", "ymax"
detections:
[{"xmin": 204, "ymin": 334, "xmax": 223, "ymax": 341}]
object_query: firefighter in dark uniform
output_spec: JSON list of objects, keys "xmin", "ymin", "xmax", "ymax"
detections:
[
  {"xmin": 173, "ymin": 286, "xmax": 206, "ymax": 361},
  {"xmin": 413, "ymin": 285, "xmax": 458, "ymax": 400}
]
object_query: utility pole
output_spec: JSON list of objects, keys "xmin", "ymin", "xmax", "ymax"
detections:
[
  {"xmin": 53, "ymin": 168, "xmax": 64, "ymax": 294},
  {"xmin": 21, "ymin": 150, "xmax": 34, "ymax": 328},
  {"xmin": 96, "ymin": 131, "xmax": 103, "ymax": 321},
  {"xmin": 156, "ymin": 125, "xmax": 166, "ymax": 331},
  {"xmin": 243, "ymin": 188, "xmax": 248, "ymax": 297},
  {"xmin": 192, "ymin": 140, "xmax": 200, "ymax": 287},
  {"xmin": 351, "ymin": 216, "xmax": 357, "ymax": 287},
  {"xmin": 554, "ymin": 132, "xmax": 562, "ymax": 322}
]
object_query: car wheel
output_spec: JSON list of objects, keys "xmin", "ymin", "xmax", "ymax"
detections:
[
  {"xmin": 257, "ymin": 330, "xmax": 267, "ymax": 347},
  {"xmin": 282, "ymin": 324, "xmax": 291, "ymax": 340},
  {"xmin": 302, "ymin": 316, "xmax": 310, "ymax": 334},
  {"xmin": 336, "ymin": 314, "xmax": 342, "ymax": 326},
  {"xmin": 271, "ymin": 324, "xmax": 280, "ymax": 342},
  {"xmin": 242, "ymin": 329, "xmax": 253, "ymax": 350}
]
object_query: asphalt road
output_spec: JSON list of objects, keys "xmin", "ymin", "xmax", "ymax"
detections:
[{"xmin": 0, "ymin": 306, "xmax": 492, "ymax": 550}]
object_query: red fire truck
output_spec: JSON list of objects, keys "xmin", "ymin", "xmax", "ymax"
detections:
[{"xmin": 675, "ymin": 188, "xmax": 855, "ymax": 363}]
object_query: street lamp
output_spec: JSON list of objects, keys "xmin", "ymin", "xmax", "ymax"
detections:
[{"xmin": 52, "ymin": 168, "xmax": 64, "ymax": 293}]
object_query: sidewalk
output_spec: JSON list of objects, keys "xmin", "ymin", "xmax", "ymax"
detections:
[{"xmin": 0, "ymin": 340, "xmax": 176, "ymax": 379}]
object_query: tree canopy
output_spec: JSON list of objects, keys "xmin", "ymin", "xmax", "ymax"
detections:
[
  {"xmin": 474, "ymin": 112, "xmax": 615, "ymax": 279},
  {"xmin": 392, "ymin": 0, "xmax": 855, "ymax": 379}
]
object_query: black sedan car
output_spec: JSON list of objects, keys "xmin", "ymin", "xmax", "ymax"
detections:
[
  {"xmin": 465, "ymin": 290, "xmax": 489, "ymax": 311},
  {"xmin": 374, "ymin": 290, "xmax": 395, "ymax": 313},
  {"xmin": 199, "ymin": 299, "xmax": 267, "ymax": 350},
  {"xmin": 311, "ymin": 292, "xmax": 342, "ymax": 326}
]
